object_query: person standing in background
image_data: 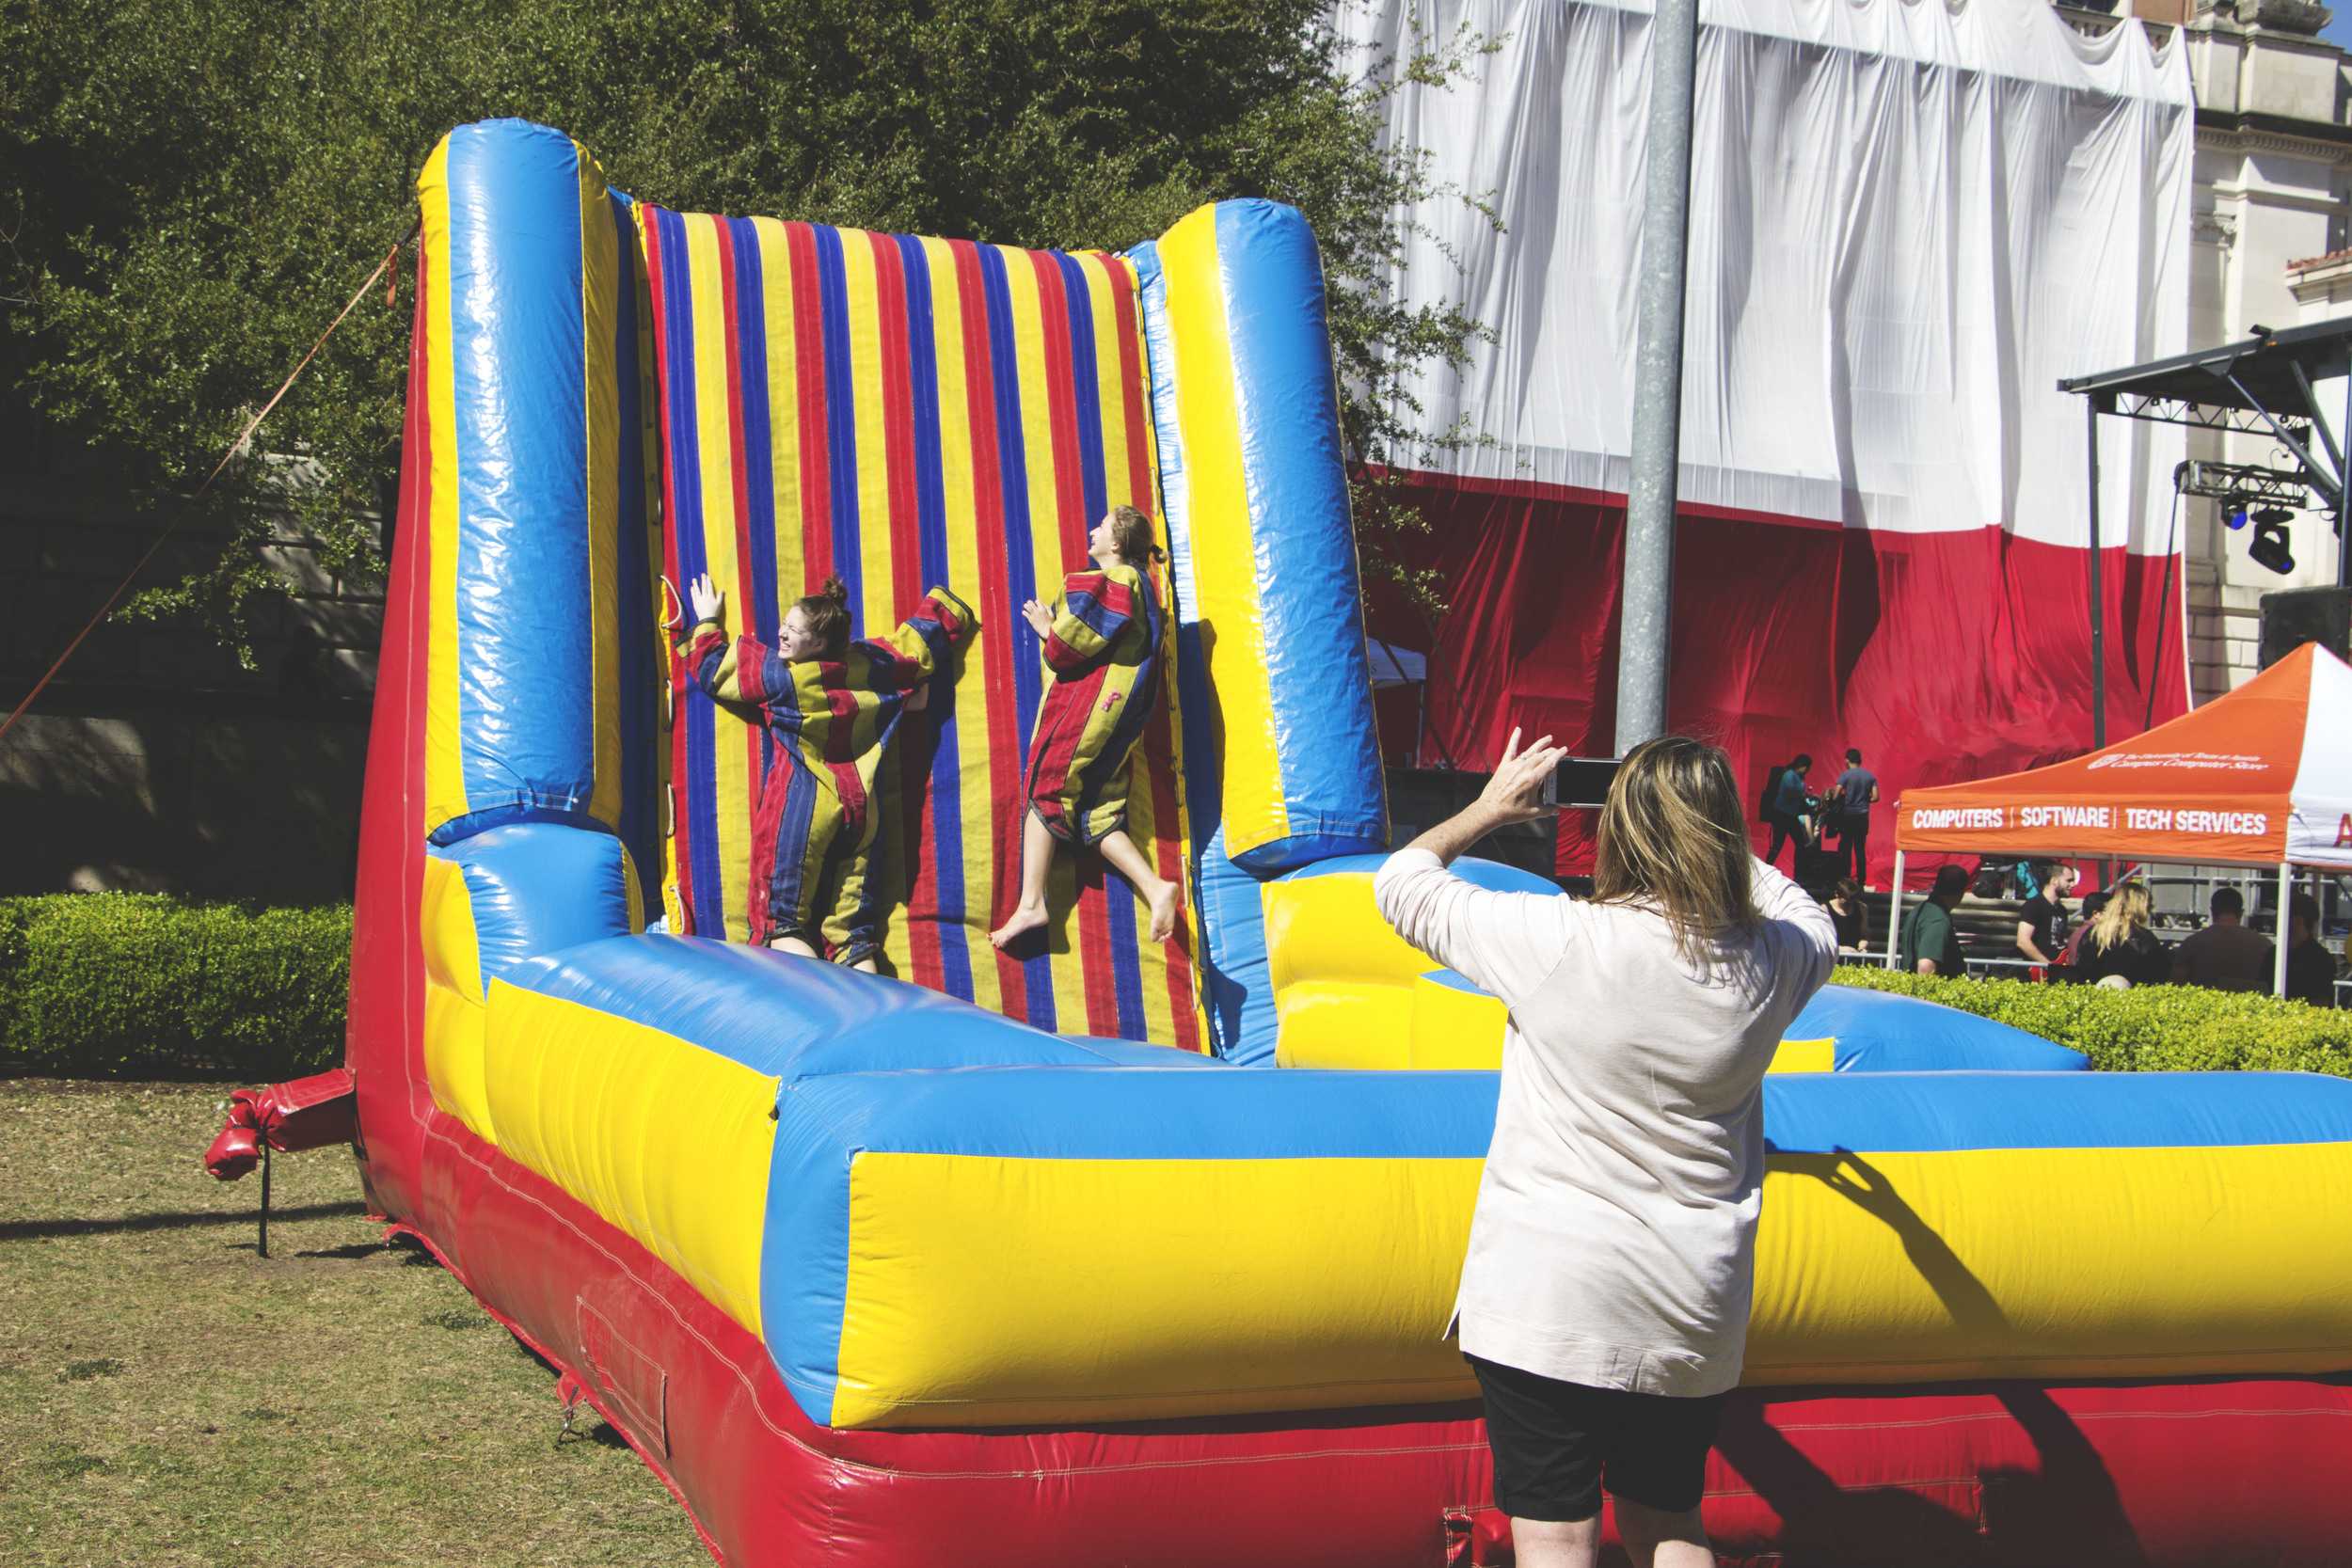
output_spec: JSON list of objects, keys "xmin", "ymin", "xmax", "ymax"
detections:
[
  {"xmin": 2171, "ymin": 886, "xmax": 2274, "ymax": 993},
  {"xmin": 2285, "ymin": 893, "xmax": 2339, "ymax": 1007},
  {"xmin": 1762, "ymin": 754, "xmax": 1815, "ymax": 873},
  {"xmin": 2012, "ymin": 863, "xmax": 2076, "ymax": 980},
  {"xmin": 1830, "ymin": 748, "xmax": 1878, "ymax": 887},
  {"xmin": 2052, "ymin": 890, "xmax": 2109, "ymax": 979},
  {"xmin": 1899, "ymin": 864, "xmax": 1970, "ymax": 977},
  {"xmin": 1827, "ymin": 878, "xmax": 1868, "ymax": 954},
  {"xmin": 2074, "ymin": 884, "xmax": 2170, "ymax": 989}
]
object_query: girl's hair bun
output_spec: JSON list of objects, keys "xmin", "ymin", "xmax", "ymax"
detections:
[{"xmin": 792, "ymin": 578, "xmax": 855, "ymax": 657}]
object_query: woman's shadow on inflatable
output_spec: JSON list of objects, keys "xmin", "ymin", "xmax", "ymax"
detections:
[{"xmin": 1712, "ymin": 1148, "xmax": 2149, "ymax": 1566}]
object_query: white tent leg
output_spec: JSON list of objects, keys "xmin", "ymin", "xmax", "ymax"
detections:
[
  {"xmin": 1885, "ymin": 849, "xmax": 1907, "ymax": 970},
  {"xmin": 2277, "ymin": 861, "xmax": 2293, "ymax": 998}
]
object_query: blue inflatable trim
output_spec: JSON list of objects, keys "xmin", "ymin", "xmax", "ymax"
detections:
[
  {"xmin": 1762, "ymin": 1069, "xmax": 2352, "ymax": 1154},
  {"xmin": 1197, "ymin": 826, "xmax": 1277, "ymax": 1063},
  {"xmin": 1788, "ymin": 985, "xmax": 2089, "ymax": 1072},
  {"xmin": 434, "ymin": 822, "xmax": 638, "ymax": 991},
  {"xmin": 1215, "ymin": 199, "xmax": 1388, "ymax": 872},
  {"xmin": 442, "ymin": 120, "xmax": 601, "ymax": 838},
  {"xmin": 504, "ymin": 935, "xmax": 1181, "ymax": 1081}
]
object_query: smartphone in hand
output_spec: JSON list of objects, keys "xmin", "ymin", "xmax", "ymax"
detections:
[{"xmin": 1542, "ymin": 756, "xmax": 1624, "ymax": 810}]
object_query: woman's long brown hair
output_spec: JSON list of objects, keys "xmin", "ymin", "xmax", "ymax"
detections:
[{"xmin": 1591, "ymin": 736, "xmax": 1758, "ymax": 963}]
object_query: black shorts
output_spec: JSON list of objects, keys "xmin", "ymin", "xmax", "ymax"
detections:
[{"xmin": 1468, "ymin": 1354, "xmax": 1724, "ymax": 1522}]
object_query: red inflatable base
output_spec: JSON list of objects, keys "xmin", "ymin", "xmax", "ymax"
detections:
[{"xmin": 384, "ymin": 1113, "xmax": 2352, "ymax": 1568}]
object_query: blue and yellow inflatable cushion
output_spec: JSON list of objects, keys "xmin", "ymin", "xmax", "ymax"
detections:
[
  {"xmin": 1261, "ymin": 854, "xmax": 2088, "ymax": 1073},
  {"xmin": 435, "ymin": 909, "xmax": 2352, "ymax": 1430}
]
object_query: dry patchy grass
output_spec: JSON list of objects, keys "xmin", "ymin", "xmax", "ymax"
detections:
[{"xmin": 0, "ymin": 1081, "xmax": 705, "ymax": 1567}]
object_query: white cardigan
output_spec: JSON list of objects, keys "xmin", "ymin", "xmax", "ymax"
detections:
[{"xmin": 1375, "ymin": 850, "xmax": 1836, "ymax": 1397}]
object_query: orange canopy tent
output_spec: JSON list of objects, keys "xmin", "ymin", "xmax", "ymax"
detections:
[{"xmin": 1888, "ymin": 642, "xmax": 2352, "ymax": 994}]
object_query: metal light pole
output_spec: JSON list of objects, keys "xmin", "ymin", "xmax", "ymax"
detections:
[
  {"xmin": 2339, "ymin": 367, "xmax": 2350, "ymax": 588},
  {"xmin": 1614, "ymin": 0, "xmax": 1703, "ymax": 754},
  {"xmin": 2086, "ymin": 398, "xmax": 2106, "ymax": 750}
]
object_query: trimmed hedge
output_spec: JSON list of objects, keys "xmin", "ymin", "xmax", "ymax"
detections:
[
  {"xmin": 5, "ymin": 891, "xmax": 2344, "ymax": 1083},
  {"xmin": 0, "ymin": 895, "xmax": 351, "ymax": 1080},
  {"xmin": 1831, "ymin": 964, "xmax": 2352, "ymax": 1079}
]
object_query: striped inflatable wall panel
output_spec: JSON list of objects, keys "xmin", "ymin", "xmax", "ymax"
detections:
[{"xmin": 638, "ymin": 208, "xmax": 1200, "ymax": 1047}]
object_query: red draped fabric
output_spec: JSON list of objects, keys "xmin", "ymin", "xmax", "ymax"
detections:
[{"xmin": 1364, "ymin": 474, "xmax": 2188, "ymax": 881}]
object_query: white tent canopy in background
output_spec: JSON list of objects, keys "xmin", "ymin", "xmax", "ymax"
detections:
[
  {"xmin": 1332, "ymin": 0, "xmax": 2199, "ymax": 879},
  {"xmin": 1338, "ymin": 0, "xmax": 2194, "ymax": 549},
  {"xmin": 1366, "ymin": 640, "xmax": 1427, "ymax": 688}
]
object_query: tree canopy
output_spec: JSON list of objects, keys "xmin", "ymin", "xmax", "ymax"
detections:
[{"xmin": 1, "ymin": 0, "xmax": 1484, "ymax": 660}]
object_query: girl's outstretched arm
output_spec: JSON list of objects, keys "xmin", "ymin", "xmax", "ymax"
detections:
[
  {"xmin": 676, "ymin": 573, "xmax": 803, "ymax": 721},
  {"xmin": 867, "ymin": 586, "xmax": 978, "ymax": 690}
]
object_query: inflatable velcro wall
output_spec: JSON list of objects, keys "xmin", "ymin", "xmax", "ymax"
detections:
[
  {"xmin": 404, "ymin": 119, "xmax": 1394, "ymax": 1057},
  {"xmin": 638, "ymin": 203, "xmax": 1201, "ymax": 1045},
  {"xmin": 335, "ymin": 119, "xmax": 2352, "ymax": 1568}
]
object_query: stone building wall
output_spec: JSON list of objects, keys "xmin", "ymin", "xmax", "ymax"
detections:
[
  {"xmin": 2183, "ymin": 0, "xmax": 2352, "ymax": 697},
  {"xmin": 0, "ymin": 475, "xmax": 383, "ymax": 904}
]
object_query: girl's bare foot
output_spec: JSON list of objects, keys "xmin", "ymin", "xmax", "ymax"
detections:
[
  {"xmin": 990, "ymin": 902, "xmax": 1049, "ymax": 949},
  {"xmin": 1145, "ymin": 878, "xmax": 1180, "ymax": 944}
]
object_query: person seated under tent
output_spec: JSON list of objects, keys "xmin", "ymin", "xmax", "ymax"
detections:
[
  {"xmin": 679, "ymin": 573, "xmax": 976, "ymax": 970},
  {"xmin": 991, "ymin": 504, "xmax": 1183, "ymax": 950}
]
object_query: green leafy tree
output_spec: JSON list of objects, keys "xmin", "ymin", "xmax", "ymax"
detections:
[{"xmin": 1, "ymin": 0, "xmax": 1486, "ymax": 664}]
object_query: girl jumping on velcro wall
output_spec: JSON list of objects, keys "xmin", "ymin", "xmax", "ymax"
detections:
[
  {"xmin": 680, "ymin": 574, "xmax": 976, "ymax": 970},
  {"xmin": 990, "ymin": 503, "xmax": 1181, "ymax": 950}
]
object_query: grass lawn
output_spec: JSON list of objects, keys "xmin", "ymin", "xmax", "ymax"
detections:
[{"xmin": 0, "ymin": 1080, "xmax": 706, "ymax": 1568}]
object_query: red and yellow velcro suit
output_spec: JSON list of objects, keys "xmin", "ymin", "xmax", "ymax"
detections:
[
  {"xmin": 685, "ymin": 588, "xmax": 977, "ymax": 959},
  {"xmin": 1024, "ymin": 564, "xmax": 1162, "ymax": 847}
]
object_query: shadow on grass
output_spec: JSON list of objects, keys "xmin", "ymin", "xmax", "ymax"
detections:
[
  {"xmin": 559, "ymin": 1419, "xmax": 633, "ymax": 1452},
  {"xmin": 0, "ymin": 1199, "xmax": 366, "ymax": 1242}
]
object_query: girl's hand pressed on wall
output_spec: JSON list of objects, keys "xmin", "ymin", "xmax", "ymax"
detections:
[{"xmin": 689, "ymin": 573, "xmax": 723, "ymax": 626}]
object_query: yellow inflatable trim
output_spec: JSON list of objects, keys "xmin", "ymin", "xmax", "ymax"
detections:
[
  {"xmin": 1749, "ymin": 1142, "xmax": 2352, "ymax": 1383},
  {"xmin": 482, "ymin": 984, "xmax": 780, "ymax": 1340},
  {"xmin": 419, "ymin": 856, "xmax": 495, "ymax": 1142},
  {"xmin": 819, "ymin": 1139, "xmax": 2352, "ymax": 1427},
  {"xmin": 832, "ymin": 1152, "xmax": 1485, "ymax": 1427},
  {"xmin": 1264, "ymin": 870, "xmax": 1840, "ymax": 1074},
  {"xmin": 1768, "ymin": 1037, "xmax": 1836, "ymax": 1074}
]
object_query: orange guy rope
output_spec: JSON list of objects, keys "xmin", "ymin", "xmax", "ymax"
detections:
[{"xmin": 0, "ymin": 230, "xmax": 418, "ymax": 747}]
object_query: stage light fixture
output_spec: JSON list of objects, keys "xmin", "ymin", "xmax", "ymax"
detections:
[
  {"xmin": 2225, "ymin": 504, "xmax": 2249, "ymax": 531},
  {"xmin": 2249, "ymin": 510, "xmax": 2296, "ymax": 576}
]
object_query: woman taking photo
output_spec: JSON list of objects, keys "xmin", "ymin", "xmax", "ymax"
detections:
[{"xmin": 1375, "ymin": 733, "xmax": 1836, "ymax": 1568}]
